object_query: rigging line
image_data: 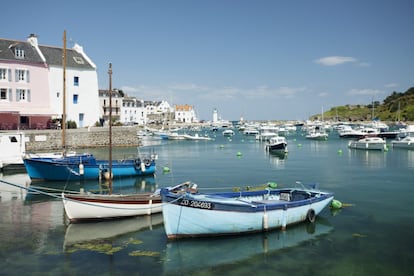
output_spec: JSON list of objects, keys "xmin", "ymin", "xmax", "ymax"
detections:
[{"xmin": 28, "ymin": 185, "xmax": 80, "ymax": 195}]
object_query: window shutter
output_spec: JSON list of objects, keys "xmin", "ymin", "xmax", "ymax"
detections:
[
  {"xmin": 26, "ymin": 70, "xmax": 30, "ymax": 83},
  {"xmin": 16, "ymin": 90, "xmax": 19, "ymax": 102},
  {"xmin": 8, "ymin": 69, "xmax": 12, "ymax": 81},
  {"xmin": 15, "ymin": 70, "xmax": 18, "ymax": 82},
  {"xmin": 27, "ymin": 90, "xmax": 31, "ymax": 102},
  {"xmin": 8, "ymin": 88, "xmax": 12, "ymax": 101}
]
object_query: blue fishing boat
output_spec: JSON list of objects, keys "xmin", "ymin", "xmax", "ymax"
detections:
[
  {"xmin": 161, "ymin": 181, "xmax": 334, "ymax": 239},
  {"xmin": 23, "ymin": 154, "xmax": 156, "ymax": 181}
]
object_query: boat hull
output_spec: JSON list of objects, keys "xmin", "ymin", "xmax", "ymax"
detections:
[
  {"xmin": 266, "ymin": 143, "xmax": 287, "ymax": 152},
  {"xmin": 62, "ymin": 193, "xmax": 162, "ymax": 221},
  {"xmin": 24, "ymin": 155, "xmax": 156, "ymax": 181},
  {"xmin": 161, "ymin": 186, "xmax": 333, "ymax": 239},
  {"xmin": 391, "ymin": 137, "xmax": 414, "ymax": 149},
  {"xmin": 348, "ymin": 138, "xmax": 387, "ymax": 151}
]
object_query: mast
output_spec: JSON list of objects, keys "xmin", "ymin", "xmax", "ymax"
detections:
[
  {"xmin": 62, "ymin": 30, "xmax": 67, "ymax": 154},
  {"xmin": 108, "ymin": 63, "xmax": 113, "ymax": 191}
]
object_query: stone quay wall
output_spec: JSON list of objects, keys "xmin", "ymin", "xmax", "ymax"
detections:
[{"xmin": 23, "ymin": 126, "xmax": 141, "ymax": 152}]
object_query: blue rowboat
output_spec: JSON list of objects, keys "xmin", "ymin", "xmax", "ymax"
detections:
[
  {"xmin": 23, "ymin": 153, "xmax": 156, "ymax": 181},
  {"xmin": 161, "ymin": 182, "xmax": 334, "ymax": 239}
]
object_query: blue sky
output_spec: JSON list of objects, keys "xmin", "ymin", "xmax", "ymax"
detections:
[{"xmin": 3, "ymin": 0, "xmax": 413, "ymax": 121}]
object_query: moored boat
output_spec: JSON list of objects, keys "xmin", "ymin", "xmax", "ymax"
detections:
[
  {"xmin": 23, "ymin": 154, "xmax": 156, "ymax": 181},
  {"xmin": 161, "ymin": 181, "xmax": 334, "ymax": 239},
  {"xmin": 265, "ymin": 136, "xmax": 288, "ymax": 153},
  {"xmin": 62, "ymin": 191, "xmax": 162, "ymax": 222},
  {"xmin": 348, "ymin": 136, "xmax": 387, "ymax": 151},
  {"xmin": 222, "ymin": 129, "xmax": 235, "ymax": 136},
  {"xmin": 391, "ymin": 125, "xmax": 414, "ymax": 149},
  {"xmin": 305, "ymin": 126, "xmax": 328, "ymax": 140}
]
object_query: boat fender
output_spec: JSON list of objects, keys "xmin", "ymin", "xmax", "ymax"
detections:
[
  {"xmin": 263, "ymin": 213, "xmax": 269, "ymax": 230},
  {"xmin": 141, "ymin": 161, "xmax": 146, "ymax": 172},
  {"xmin": 330, "ymin": 199, "xmax": 343, "ymax": 209},
  {"xmin": 79, "ymin": 163, "xmax": 84, "ymax": 175},
  {"xmin": 306, "ymin": 209, "xmax": 316, "ymax": 223},
  {"xmin": 267, "ymin": 182, "xmax": 277, "ymax": 189}
]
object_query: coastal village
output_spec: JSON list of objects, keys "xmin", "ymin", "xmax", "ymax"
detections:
[{"xmin": 0, "ymin": 33, "xmax": 199, "ymax": 131}]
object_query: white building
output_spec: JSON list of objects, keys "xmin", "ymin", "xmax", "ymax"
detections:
[
  {"xmin": 121, "ymin": 97, "xmax": 146, "ymax": 125},
  {"xmin": 40, "ymin": 42, "xmax": 100, "ymax": 128},
  {"xmin": 175, "ymin": 104, "xmax": 198, "ymax": 123}
]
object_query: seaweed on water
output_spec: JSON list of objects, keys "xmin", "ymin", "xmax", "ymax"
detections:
[
  {"xmin": 67, "ymin": 242, "xmax": 124, "ymax": 255},
  {"xmin": 129, "ymin": 250, "xmax": 160, "ymax": 257}
]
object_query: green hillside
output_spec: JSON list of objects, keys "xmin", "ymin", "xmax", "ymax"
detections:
[{"xmin": 311, "ymin": 87, "xmax": 414, "ymax": 122}]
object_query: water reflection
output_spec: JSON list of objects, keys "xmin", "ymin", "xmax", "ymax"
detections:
[
  {"xmin": 0, "ymin": 172, "xmax": 30, "ymax": 201},
  {"xmin": 347, "ymin": 149, "xmax": 387, "ymax": 168},
  {"xmin": 64, "ymin": 213, "xmax": 163, "ymax": 250},
  {"xmin": 163, "ymin": 218, "xmax": 333, "ymax": 274},
  {"xmin": 25, "ymin": 176, "xmax": 158, "ymax": 202},
  {"xmin": 391, "ymin": 148, "xmax": 414, "ymax": 168},
  {"xmin": 266, "ymin": 150, "xmax": 287, "ymax": 168}
]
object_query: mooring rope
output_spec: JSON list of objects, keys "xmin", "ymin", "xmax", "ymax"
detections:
[{"xmin": 0, "ymin": 179, "xmax": 63, "ymax": 200}]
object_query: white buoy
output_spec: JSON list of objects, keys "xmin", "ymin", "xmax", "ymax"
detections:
[
  {"xmin": 141, "ymin": 162, "xmax": 146, "ymax": 172},
  {"xmin": 79, "ymin": 163, "xmax": 84, "ymax": 175},
  {"xmin": 263, "ymin": 212, "xmax": 269, "ymax": 230}
]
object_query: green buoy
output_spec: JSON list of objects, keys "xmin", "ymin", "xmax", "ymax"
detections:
[{"xmin": 330, "ymin": 199, "xmax": 343, "ymax": 209}]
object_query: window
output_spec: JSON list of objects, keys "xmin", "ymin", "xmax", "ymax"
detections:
[
  {"xmin": 15, "ymin": 48, "xmax": 25, "ymax": 59},
  {"xmin": 74, "ymin": 76, "xmax": 79, "ymax": 86},
  {"xmin": 73, "ymin": 56, "xmax": 84, "ymax": 64},
  {"xmin": 16, "ymin": 89, "xmax": 30, "ymax": 102},
  {"xmin": 73, "ymin": 94, "xmax": 78, "ymax": 104},
  {"xmin": 0, "ymin": 69, "xmax": 6, "ymax": 80},
  {"xmin": 1, "ymin": 88, "xmax": 7, "ymax": 100},
  {"xmin": 15, "ymin": 69, "xmax": 29, "ymax": 82}
]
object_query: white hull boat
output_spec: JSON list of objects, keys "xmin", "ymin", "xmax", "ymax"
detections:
[{"xmin": 348, "ymin": 137, "xmax": 387, "ymax": 151}]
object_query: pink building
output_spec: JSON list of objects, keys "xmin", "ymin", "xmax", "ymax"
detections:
[{"xmin": 0, "ymin": 34, "xmax": 100, "ymax": 130}]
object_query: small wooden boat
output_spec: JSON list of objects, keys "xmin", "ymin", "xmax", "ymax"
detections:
[
  {"xmin": 161, "ymin": 181, "xmax": 334, "ymax": 239},
  {"xmin": 62, "ymin": 63, "xmax": 161, "ymax": 222},
  {"xmin": 62, "ymin": 191, "xmax": 162, "ymax": 222}
]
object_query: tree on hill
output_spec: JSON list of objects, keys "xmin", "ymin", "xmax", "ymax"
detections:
[{"xmin": 314, "ymin": 87, "xmax": 414, "ymax": 122}]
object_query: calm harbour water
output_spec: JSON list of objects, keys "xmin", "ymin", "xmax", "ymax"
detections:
[{"xmin": 0, "ymin": 128, "xmax": 413, "ymax": 275}]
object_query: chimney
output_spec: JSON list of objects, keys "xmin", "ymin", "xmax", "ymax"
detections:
[{"xmin": 27, "ymin": 33, "xmax": 38, "ymax": 47}]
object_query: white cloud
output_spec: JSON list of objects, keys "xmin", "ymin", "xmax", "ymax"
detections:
[
  {"xmin": 385, "ymin": 83, "xmax": 398, "ymax": 88},
  {"xmin": 315, "ymin": 56, "xmax": 357, "ymax": 66},
  {"xmin": 347, "ymin": 88, "xmax": 383, "ymax": 96},
  {"xmin": 357, "ymin": 62, "xmax": 371, "ymax": 67},
  {"xmin": 318, "ymin": 92, "xmax": 329, "ymax": 97},
  {"xmin": 244, "ymin": 86, "xmax": 306, "ymax": 99},
  {"xmin": 167, "ymin": 83, "xmax": 209, "ymax": 92}
]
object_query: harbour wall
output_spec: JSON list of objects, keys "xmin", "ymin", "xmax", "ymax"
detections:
[{"xmin": 23, "ymin": 126, "xmax": 141, "ymax": 151}]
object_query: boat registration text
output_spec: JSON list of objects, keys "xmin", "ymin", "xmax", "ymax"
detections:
[{"xmin": 179, "ymin": 199, "xmax": 213, "ymax": 210}]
